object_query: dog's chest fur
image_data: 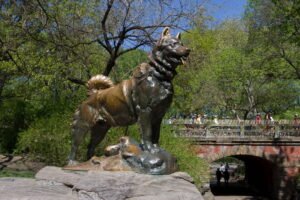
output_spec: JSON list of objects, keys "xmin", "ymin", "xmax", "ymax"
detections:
[{"xmin": 131, "ymin": 63, "xmax": 174, "ymax": 113}]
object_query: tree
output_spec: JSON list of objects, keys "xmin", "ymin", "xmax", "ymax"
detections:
[
  {"xmin": 173, "ymin": 19, "xmax": 298, "ymax": 119},
  {"xmin": 1, "ymin": 0, "xmax": 205, "ymax": 86},
  {"xmin": 245, "ymin": 0, "xmax": 300, "ymax": 79},
  {"xmin": 94, "ymin": 0, "xmax": 197, "ymax": 76}
]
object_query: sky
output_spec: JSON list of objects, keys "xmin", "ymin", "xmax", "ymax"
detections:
[{"xmin": 204, "ymin": 0, "xmax": 248, "ymax": 22}]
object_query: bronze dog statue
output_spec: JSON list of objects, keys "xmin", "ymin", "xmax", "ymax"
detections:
[{"xmin": 68, "ymin": 27, "xmax": 190, "ymax": 165}]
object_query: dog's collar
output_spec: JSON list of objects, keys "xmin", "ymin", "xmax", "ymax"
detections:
[{"xmin": 148, "ymin": 55, "xmax": 177, "ymax": 81}]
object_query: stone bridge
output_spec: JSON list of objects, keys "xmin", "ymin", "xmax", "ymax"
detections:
[{"xmin": 170, "ymin": 119, "xmax": 300, "ymax": 200}]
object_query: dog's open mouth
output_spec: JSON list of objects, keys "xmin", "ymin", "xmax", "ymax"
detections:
[
  {"xmin": 170, "ymin": 55, "xmax": 188, "ymax": 65},
  {"xmin": 180, "ymin": 56, "xmax": 188, "ymax": 65}
]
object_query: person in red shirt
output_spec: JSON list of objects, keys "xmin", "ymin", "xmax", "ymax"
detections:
[
  {"xmin": 255, "ymin": 113, "xmax": 262, "ymax": 125},
  {"xmin": 293, "ymin": 114, "xmax": 299, "ymax": 130},
  {"xmin": 265, "ymin": 112, "xmax": 272, "ymax": 130}
]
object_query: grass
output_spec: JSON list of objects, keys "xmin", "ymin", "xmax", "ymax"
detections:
[{"xmin": 0, "ymin": 168, "xmax": 35, "ymax": 178}]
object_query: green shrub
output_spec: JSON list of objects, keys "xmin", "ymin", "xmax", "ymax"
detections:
[
  {"xmin": 0, "ymin": 100, "xmax": 28, "ymax": 153},
  {"xmin": 275, "ymin": 106, "xmax": 300, "ymax": 119},
  {"xmin": 0, "ymin": 169, "xmax": 35, "ymax": 178},
  {"xmin": 15, "ymin": 111, "xmax": 138, "ymax": 165},
  {"xmin": 159, "ymin": 125, "xmax": 209, "ymax": 187},
  {"xmin": 16, "ymin": 111, "xmax": 73, "ymax": 166}
]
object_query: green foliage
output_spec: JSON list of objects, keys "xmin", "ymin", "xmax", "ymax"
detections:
[
  {"xmin": 275, "ymin": 106, "xmax": 300, "ymax": 119},
  {"xmin": 172, "ymin": 29, "xmax": 217, "ymax": 114},
  {"xmin": 15, "ymin": 111, "xmax": 73, "ymax": 166},
  {"xmin": 15, "ymin": 110, "xmax": 131, "ymax": 166},
  {"xmin": 159, "ymin": 125, "xmax": 209, "ymax": 187},
  {"xmin": 0, "ymin": 169, "xmax": 35, "ymax": 178},
  {"xmin": 0, "ymin": 75, "xmax": 87, "ymax": 154},
  {"xmin": 245, "ymin": 0, "xmax": 300, "ymax": 79},
  {"xmin": 0, "ymin": 99, "xmax": 32, "ymax": 153},
  {"xmin": 173, "ymin": 19, "xmax": 299, "ymax": 119},
  {"xmin": 112, "ymin": 50, "xmax": 148, "ymax": 81},
  {"xmin": 213, "ymin": 156, "xmax": 243, "ymax": 165}
]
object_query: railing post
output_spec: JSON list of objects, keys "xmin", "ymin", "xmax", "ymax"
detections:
[
  {"xmin": 240, "ymin": 122, "xmax": 245, "ymax": 137},
  {"xmin": 205, "ymin": 126, "xmax": 211, "ymax": 137},
  {"xmin": 274, "ymin": 122, "xmax": 280, "ymax": 138}
]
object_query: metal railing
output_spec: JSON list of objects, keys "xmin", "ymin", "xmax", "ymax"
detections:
[{"xmin": 166, "ymin": 119, "xmax": 300, "ymax": 139}]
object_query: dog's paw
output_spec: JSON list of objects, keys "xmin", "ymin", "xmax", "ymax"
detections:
[
  {"xmin": 150, "ymin": 146, "xmax": 161, "ymax": 154},
  {"xmin": 141, "ymin": 143, "xmax": 161, "ymax": 154}
]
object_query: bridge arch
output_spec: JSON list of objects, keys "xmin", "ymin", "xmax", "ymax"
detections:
[
  {"xmin": 195, "ymin": 144, "xmax": 300, "ymax": 199},
  {"xmin": 210, "ymin": 154, "xmax": 280, "ymax": 199},
  {"xmin": 196, "ymin": 144, "xmax": 287, "ymax": 163},
  {"xmin": 173, "ymin": 120, "xmax": 300, "ymax": 199}
]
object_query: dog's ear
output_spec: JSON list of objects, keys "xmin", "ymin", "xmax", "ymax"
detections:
[
  {"xmin": 161, "ymin": 27, "xmax": 171, "ymax": 38},
  {"xmin": 176, "ymin": 32, "xmax": 181, "ymax": 40}
]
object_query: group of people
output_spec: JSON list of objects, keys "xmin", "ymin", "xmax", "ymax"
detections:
[
  {"xmin": 168, "ymin": 112, "xmax": 300, "ymax": 129},
  {"xmin": 216, "ymin": 163, "xmax": 230, "ymax": 185},
  {"xmin": 190, "ymin": 113, "xmax": 206, "ymax": 124},
  {"xmin": 255, "ymin": 113, "xmax": 300, "ymax": 129},
  {"xmin": 255, "ymin": 112, "xmax": 274, "ymax": 125}
]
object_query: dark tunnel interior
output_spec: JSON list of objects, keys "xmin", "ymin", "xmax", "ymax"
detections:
[{"xmin": 210, "ymin": 155, "xmax": 279, "ymax": 199}]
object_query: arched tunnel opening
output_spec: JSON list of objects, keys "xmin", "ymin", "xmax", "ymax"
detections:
[{"xmin": 209, "ymin": 155, "xmax": 279, "ymax": 199}]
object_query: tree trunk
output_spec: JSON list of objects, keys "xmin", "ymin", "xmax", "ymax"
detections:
[
  {"xmin": 243, "ymin": 110, "xmax": 249, "ymax": 120},
  {"xmin": 102, "ymin": 56, "xmax": 116, "ymax": 76},
  {"xmin": 245, "ymin": 80, "xmax": 257, "ymax": 116},
  {"xmin": 0, "ymin": 74, "xmax": 7, "ymax": 105}
]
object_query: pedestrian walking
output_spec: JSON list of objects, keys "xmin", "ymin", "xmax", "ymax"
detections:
[
  {"xmin": 293, "ymin": 114, "xmax": 300, "ymax": 131},
  {"xmin": 216, "ymin": 168, "xmax": 222, "ymax": 185},
  {"xmin": 265, "ymin": 112, "xmax": 272, "ymax": 130},
  {"xmin": 224, "ymin": 169, "xmax": 230, "ymax": 184}
]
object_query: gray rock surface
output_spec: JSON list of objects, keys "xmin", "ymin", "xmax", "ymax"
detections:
[
  {"xmin": 0, "ymin": 166, "xmax": 204, "ymax": 200},
  {"xmin": 0, "ymin": 177, "xmax": 77, "ymax": 200}
]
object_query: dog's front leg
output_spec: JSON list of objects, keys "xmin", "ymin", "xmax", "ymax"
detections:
[
  {"xmin": 151, "ymin": 117, "xmax": 163, "ymax": 145},
  {"xmin": 138, "ymin": 107, "xmax": 155, "ymax": 152}
]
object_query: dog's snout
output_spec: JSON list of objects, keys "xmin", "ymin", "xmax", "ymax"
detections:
[{"xmin": 184, "ymin": 48, "xmax": 191, "ymax": 56}]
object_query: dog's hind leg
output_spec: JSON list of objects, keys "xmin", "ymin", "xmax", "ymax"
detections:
[
  {"xmin": 68, "ymin": 110, "xmax": 90, "ymax": 165},
  {"xmin": 87, "ymin": 121, "xmax": 110, "ymax": 159}
]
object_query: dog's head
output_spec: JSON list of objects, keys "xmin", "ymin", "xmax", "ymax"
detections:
[{"xmin": 152, "ymin": 27, "xmax": 190, "ymax": 67}]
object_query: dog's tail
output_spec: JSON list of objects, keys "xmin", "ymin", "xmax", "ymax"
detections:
[{"xmin": 87, "ymin": 75, "xmax": 114, "ymax": 94}]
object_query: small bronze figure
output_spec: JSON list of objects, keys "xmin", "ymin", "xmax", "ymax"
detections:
[
  {"xmin": 68, "ymin": 27, "xmax": 190, "ymax": 168},
  {"xmin": 65, "ymin": 137, "xmax": 178, "ymax": 175}
]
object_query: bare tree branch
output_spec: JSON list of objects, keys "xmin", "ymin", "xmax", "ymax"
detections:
[
  {"xmin": 101, "ymin": 0, "xmax": 115, "ymax": 54},
  {"xmin": 279, "ymin": 47, "xmax": 300, "ymax": 78},
  {"xmin": 67, "ymin": 77, "xmax": 87, "ymax": 86}
]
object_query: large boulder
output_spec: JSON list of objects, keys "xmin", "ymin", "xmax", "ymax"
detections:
[
  {"xmin": 0, "ymin": 166, "xmax": 204, "ymax": 200},
  {"xmin": 0, "ymin": 177, "xmax": 76, "ymax": 200}
]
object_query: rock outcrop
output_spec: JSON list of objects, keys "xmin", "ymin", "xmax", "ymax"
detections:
[
  {"xmin": 0, "ymin": 166, "xmax": 204, "ymax": 200},
  {"xmin": 0, "ymin": 154, "xmax": 45, "ymax": 172}
]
